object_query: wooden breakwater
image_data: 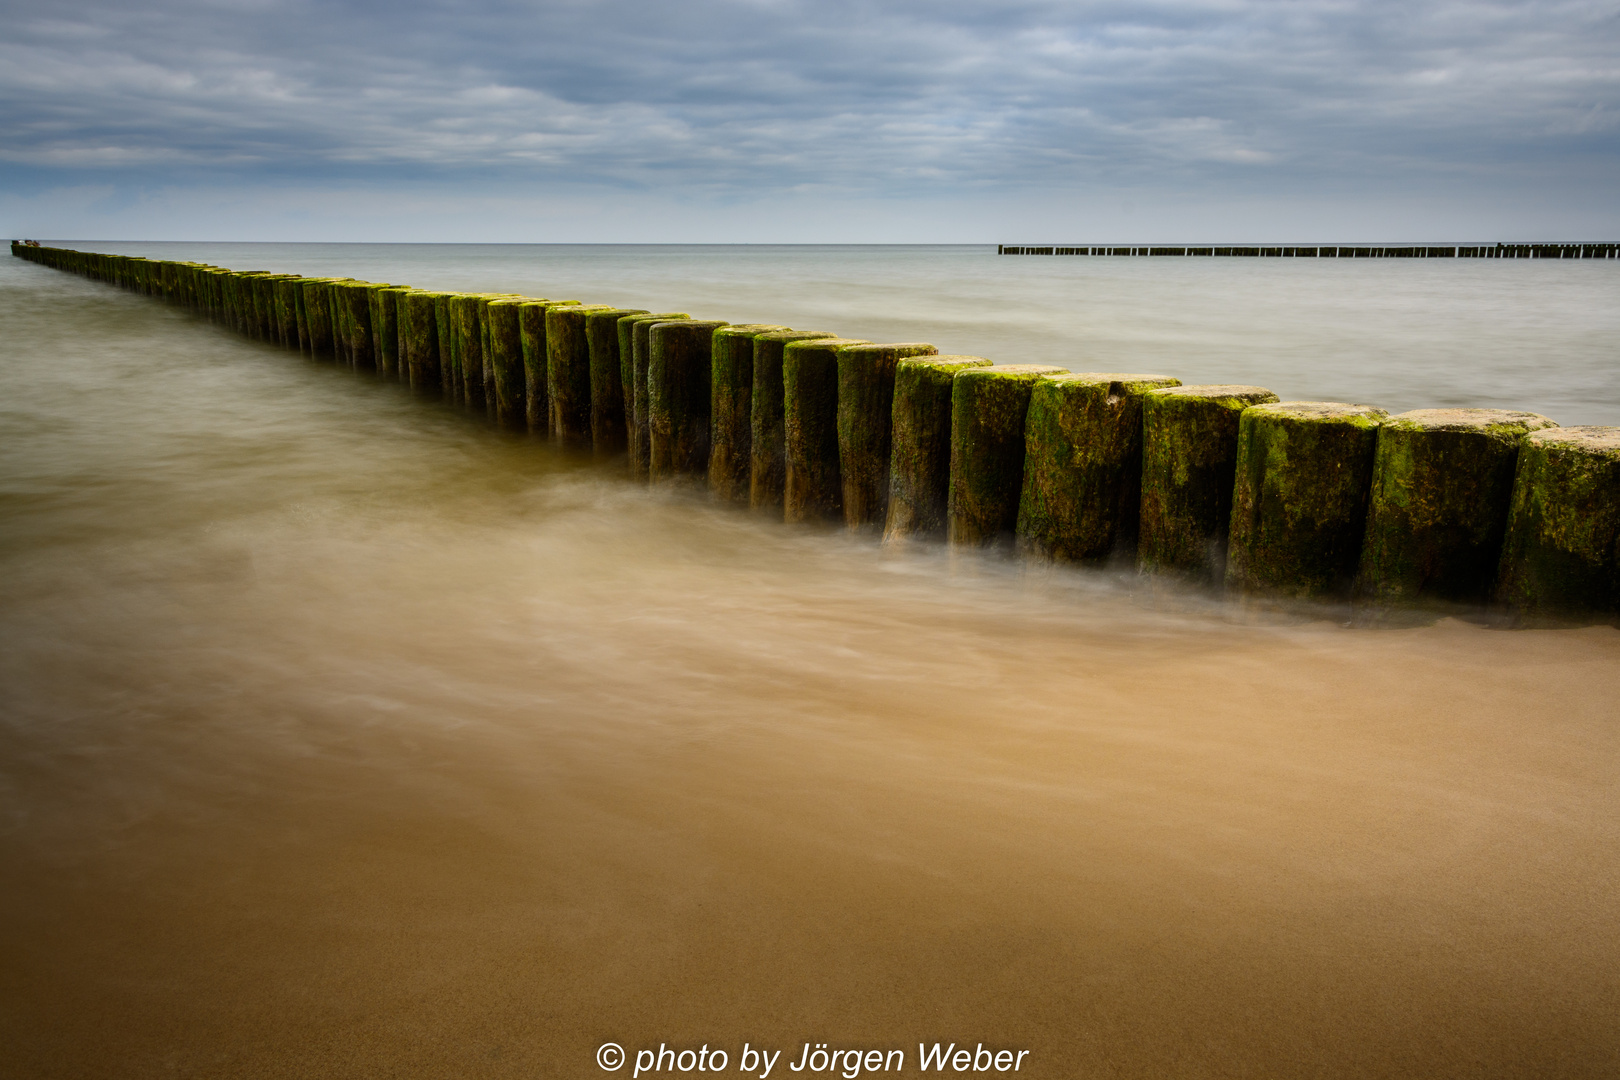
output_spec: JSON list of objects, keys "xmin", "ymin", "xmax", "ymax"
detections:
[
  {"xmin": 999, "ymin": 243, "xmax": 1620, "ymax": 259},
  {"xmin": 12, "ymin": 241, "xmax": 1620, "ymax": 622}
]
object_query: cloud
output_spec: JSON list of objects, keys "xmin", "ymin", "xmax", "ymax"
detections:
[{"xmin": 0, "ymin": 0, "xmax": 1615, "ymax": 237}]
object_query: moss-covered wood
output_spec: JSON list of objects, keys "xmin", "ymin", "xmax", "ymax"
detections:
[
  {"xmin": 709, "ymin": 324, "xmax": 791, "ymax": 503},
  {"xmin": 836, "ymin": 342, "xmax": 939, "ymax": 529},
  {"xmin": 783, "ymin": 337, "xmax": 871, "ymax": 524},
  {"xmin": 948, "ymin": 366, "xmax": 1067, "ymax": 547},
  {"xmin": 750, "ymin": 331, "xmax": 836, "ymax": 513},
  {"xmin": 648, "ymin": 320, "xmax": 731, "ymax": 480},
  {"xmin": 485, "ymin": 299, "xmax": 529, "ymax": 425},
  {"xmin": 585, "ymin": 308, "xmax": 648, "ymax": 455},
  {"xmin": 1357, "ymin": 408, "xmax": 1558, "ymax": 603},
  {"xmin": 402, "ymin": 291, "xmax": 443, "ymax": 390},
  {"xmin": 520, "ymin": 301, "xmax": 578, "ymax": 434},
  {"xmin": 300, "ymin": 279, "xmax": 339, "ymax": 360},
  {"xmin": 1496, "ymin": 426, "xmax": 1620, "ymax": 618},
  {"xmin": 435, "ymin": 294, "xmax": 459, "ymax": 401},
  {"xmin": 626, "ymin": 314, "xmax": 692, "ymax": 477},
  {"xmin": 271, "ymin": 277, "xmax": 303, "ymax": 348},
  {"xmin": 1225, "ymin": 402, "xmax": 1389, "ymax": 599},
  {"xmin": 339, "ymin": 282, "xmax": 382, "ymax": 368},
  {"xmin": 884, "ymin": 356, "xmax": 993, "ymax": 541},
  {"xmin": 1137, "ymin": 384, "xmax": 1278, "ymax": 582},
  {"xmin": 376, "ymin": 287, "xmax": 412, "ymax": 377},
  {"xmin": 1015, "ymin": 372, "xmax": 1181, "ymax": 564},
  {"xmin": 450, "ymin": 294, "xmax": 494, "ymax": 407},
  {"xmin": 546, "ymin": 305, "xmax": 613, "ymax": 447}
]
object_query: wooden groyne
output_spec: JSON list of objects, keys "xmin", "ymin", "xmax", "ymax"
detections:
[
  {"xmin": 13, "ymin": 241, "xmax": 1620, "ymax": 622},
  {"xmin": 998, "ymin": 243, "xmax": 1620, "ymax": 259}
]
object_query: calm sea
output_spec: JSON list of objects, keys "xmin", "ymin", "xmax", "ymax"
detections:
[{"xmin": 2, "ymin": 244, "xmax": 1617, "ymax": 1079}]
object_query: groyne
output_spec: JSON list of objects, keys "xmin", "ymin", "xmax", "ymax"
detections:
[
  {"xmin": 998, "ymin": 243, "xmax": 1620, "ymax": 258},
  {"xmin": 13, "ymin": 241, "xmax": 1619, "ymax": 621}
]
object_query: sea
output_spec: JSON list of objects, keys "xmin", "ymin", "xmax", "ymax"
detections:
[{"xmin": 2, "ymin": 243, "xmax": 1617, "ymax": 1079}]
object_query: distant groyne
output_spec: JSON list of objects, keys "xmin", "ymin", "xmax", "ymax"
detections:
[
  {"xmin": 999, "ymin": 243, "xmax": 1620, "ymax": 259},
  {"xmin": 12, "ymin": 241, "xmax": 1619, "ymax": 621}
]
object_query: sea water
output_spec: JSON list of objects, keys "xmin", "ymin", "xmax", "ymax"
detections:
[{"xmin": 1, "ymin": 245, "xmax": 1617, "ymax": 1078}]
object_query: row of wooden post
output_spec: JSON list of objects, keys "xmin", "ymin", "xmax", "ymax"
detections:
[{"xmin": 14, "ymin": 242, "xmax": 1620, "ymax": 620}]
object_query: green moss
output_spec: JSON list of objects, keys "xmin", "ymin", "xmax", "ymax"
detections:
[
  {"xmin": 585, "ymin": 308, "xmax": 648, "ymax": 455},
  {"xmin": 948, "ymin": 366, "xmax": 1067, "ymax": 546},
  {"xmin": 1137, "ymin": 384, "xmax": 1277, "ymax": 582},
  {"xmin": 299, "ymin": 279, "xmax": 340, "ymax": 359},
  {"xmin": 1357, "ymin": 408, "xmax": 1558, "ymax": 603},
  {"xmin": 836, "ymin": 343, "xmax": 939, "ymax": 529},
  {"xmin": 402, "ymin": 291, "xmax": 445, "ymax": 390},
  {"xmin": 783, "ymin": 337, "xmax": 871, "ymax": 524},
  {"xmin": 885, "ymin": 356, "xmax": 993, "ymax": 541},
  {"xmin": 750, "ymin": 331, "xmax": 836, "ymax": 513},
  {"xmin": 648, "ymin": 321, "xmax": 731, "ymax": 479},
  {"xmin": 709, "ymin": 324, "xmax": 791, "ymax": 503},
  {"xmin": 546, "ymin": 305, "xmax": 614, "ymax": 447},
  {"xmin": 624, "ymin": 314, "xmax": 692, "ymax": 477},
  {"xmin": 519, "ymin": 301, "xmax": 578, "ymax": 433},
  {"xmin": 1015, "ymin": 372, "xmax": 1181, "ymax": 563},
  {"xmin": 449, "ymin": 294, "xmax": 496, "ymax": 407},
  {"xmin": 1497, "ymin": 426, "xmax": 1620, "ymax": 619},
  {"xmin": 375, "ymin": 287, "xmax": 413, "ymax": 378},
  {"xmin": 1225, "ymin": 402, "xmax": 1389, "ymax": 599},
  {"xmin": 484, "ymin": 299, "xmax": 529, "ymax": 425}
]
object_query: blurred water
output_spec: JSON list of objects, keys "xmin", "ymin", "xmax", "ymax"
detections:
[{"xmin": 1, "ymin": 247, "xmax": 1618, "ymax": 1079}]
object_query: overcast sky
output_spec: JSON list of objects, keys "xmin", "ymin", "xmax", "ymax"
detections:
[{"xmin": 2, "ymin": 0, "xmax": 1617, "ymax": 241}]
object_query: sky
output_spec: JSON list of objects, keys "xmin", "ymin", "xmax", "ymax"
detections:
[{"xmin": 2, "ymin": 0, "xmax": 1617, "ymax": 242}]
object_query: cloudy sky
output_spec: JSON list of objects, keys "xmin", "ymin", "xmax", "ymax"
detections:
[{"xmin": 2, "ymin": 0, "xmax": 1617, "ymax": 241}]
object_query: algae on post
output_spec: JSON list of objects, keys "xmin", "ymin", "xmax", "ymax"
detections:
[
  {"xmin": 1138, "ymin": 385, "xmax": 1278, "ymax": 583},
  {"xmin": 751, "ymin": 332, "xmax": 837, "ymax": 514},
  {"xmin": 709, "ymin": 324, "xmax": 790, "ymax": 503},
  {"xmin": 1496, "ymin": 426, "xmax": 1620, "ymax": 618},
  {"xmin": 1225, "ymin": 402, "xmax": 1388, "ymax": 599},
  {"xmin": 949, "ymin": 366, "xmax": 1066, "ymax": 547},
  {"xmin": 885, "ymin": 356, "xmax": 993, "ymax": 542},
  {"xmin": 783, "ymin": 337, "xmax": 870, "ymax": 523},
  {"xmin": 648, "ymin": 321, "xmax": 730, "ymax": 479},
  {"xmin": 836, "ymin": 342, "xmax": 939, "ymax": 529},
  {"xmin": 1358, "ymin": 408, "xmax": 1558, "ymax": 603}
]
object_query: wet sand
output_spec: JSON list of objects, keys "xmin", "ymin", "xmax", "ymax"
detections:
[{"xmin": 2, "ymin": 254, "xmax": 1618, "ymax": 1078}]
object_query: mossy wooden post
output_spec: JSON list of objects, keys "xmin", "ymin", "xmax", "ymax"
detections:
[
  {"xmin": 1138, "ymin": 385, "xmax": 1279, "ymax": 582},
  {"xmin": 884, "ymin": 356, "xmax": 993, "ymax": 541},
  {"xmin": 948, "ymin": 366, "xmax": 1066, "ymax": 546},
  {"xmin": 340, "ymin": 282, "xmax": 379, "ymax": 368},
  {"xmin": 1016, "ymin": 373, "xmax": 1182, "ymax": 564},
  {"xmin": 586, "ymin": 308, "xmax": 648, "ymax": 455},
  {"xmin": 300, "ymin": 279, "xmax": 337, "ymax": 359},
  {"xmin": 325, "ymin": 281, "xmax": 351, "ymax": 363},
  {"xmin": 485, "ymin": 299, "xmax": 529, "ymax": 424},
  {"xmin": 751, "ymin": 331, "xmax": 837, "ymax": 513},
  {"xmin": 402, "ymin": 291, "xmax": 443, "ymax": 390},
  {"xmin": 480, "ymin": 295, "xmax": 526, "ymax": 407},
  {"xmin": 377, "ymin": 287, "xmax": 413, "ymax": 378},
  {"xmin": 435, "ymin": 294, "xmax": 459, "ymax": 400},
  {"xmin": 648, "ymin": 321, "xmax": 731, "ymax": 480},
  {"xmin": 1496, "ymin": 427, "xmax": 1620, "ymax": 618},
  {"xmin": 837, "ymin": 342, "xmax": 939, "ymax": 528},
  {"xmin": 709, "ymin": 324, "xmax": 790, "ymax": 502},
  {"xmin": 272, "ymin": 277, "xmax": 303, "ymax": 347},
  {"xmin": 1225, "ymin": 402, "xmax": 1389, "ymax": 599},
  {"xmin": 520, "ymin": 300, "xmax": 579, "ymax": 434},
  {"xmin": 546, "ymin": 305, "xmax": 612, "ymax": 447},
  {"xmin": 627, "ymin": 314, "xmax": 692, "ymax": 476},
  {"xmin": 783, "ymin": 337, "xmax": 870, "ymax": 524},
  {"xmin": 450, "ymin": 294, "xmax": 489, "ymax": 407},
  {"xmin": 1358, "ymin": 409, "xmax": 1559, "ymax": 603}
]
